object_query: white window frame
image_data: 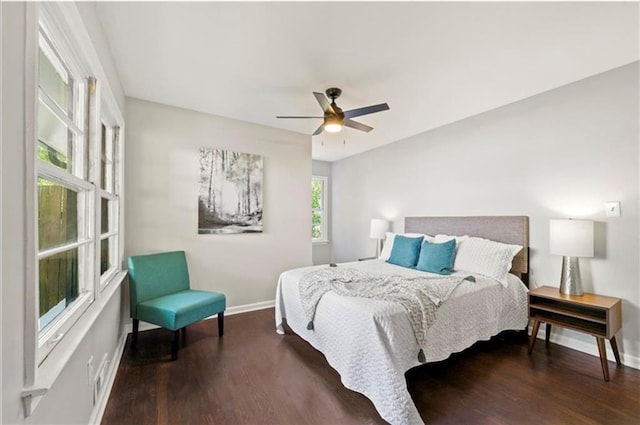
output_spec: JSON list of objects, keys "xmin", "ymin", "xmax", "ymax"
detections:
[
  {"xmin": 312, "ymin": 175, "xmax": 329, "ymax": 244},
  {"xmin": 35, "ymin": 20, "xmax": 95, "ymax": 364},
  {"xmin": 21, "ymin": 4, "xmax": 126, "ymax": 414},
  {"xmin": 97, "ymin": 116, "xmax": 121, "ymax": 291}
]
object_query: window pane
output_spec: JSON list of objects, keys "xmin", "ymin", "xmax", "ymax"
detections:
[
  {"xmin": 100, "ymin": 124, "xmax": 117, "ymax": 193},
  {"xmin": 312, "ymin": 210, "xmax": 322, "ymax": 226},
  {"xmin": 101, "ymin": 197, "xmax": 109, "ymax": 234},
  {"xmin": 109, "ymin": 127, "xmax": 118, "ymax": 193},
  {"xmin": 312, "ymin": 225, "xmax": 322, "ymax": 240},
  {"xmin": 311, "ymin": 177, "xmax": 327, "ymax": 241},
  {"xmin": 312, "ymin": 180, "xmax": 323, "ymax": 209},
  {"xmin": 100, "ymin": 238, "xmax": 109, "ymax": 275},
  {"xmin": 38, "ymin": 101, "xmax": 72, "ymax": 171},
  {"xmin": 312, "ymin": 209, "xmax": 324, "ymax": 240},
  {"xmin": 38, "ymin": 177, "xmax": 78, "ymax": 250},
  {"xmin": 38, "ymin": 46, "xmax": 70, "ymax": 113},
  {"xmin": 100, "ymin": 124, "xmax": 107, "ymax": 190},
  {"xmin": 39, "ymin": 248, "xmax": 79, "ymax": 331}
]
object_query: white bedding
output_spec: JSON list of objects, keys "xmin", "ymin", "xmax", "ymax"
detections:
[{"xmin": 275, "ymin": 259, "xmax": 529, "ymax": 425}]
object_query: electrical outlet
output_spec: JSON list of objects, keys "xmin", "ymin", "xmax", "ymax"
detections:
[
  {"xmin": 605, "ymin": 201, "xmax": 621, "ymax": 217},
  {"xmin": 93, "ymin": 353, "xmax": 109, "ymax": 406},
  {"xmin": 87, "ymin": 355, "xmax": 94, "ymax": 387}
]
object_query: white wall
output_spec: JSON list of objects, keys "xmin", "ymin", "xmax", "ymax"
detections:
[
  {"xmin": 74, "ymin": 2, "xmax": 126, "ymax": 113},
  {"xmin": 312, "ymin": 160, "xmax": 333, "ymax": 265},
  {"xmin": 331, "ymin": 63, "xmax": 640, "ymax": 367},
  {"xmin": 125, "ymin": 98, "xmax": 312, "ymax": 310},
  {"xmin": 2, "ymin": 3, "xmax": 128, "ymax": 424},
  {"xmin": 2, "ymin": 4, "xmax": 28, "ymax": 422}
]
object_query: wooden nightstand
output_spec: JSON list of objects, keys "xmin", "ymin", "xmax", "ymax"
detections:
[{"xmin": 527, "ymin": 286, "xmax": 622, "ymax": 381}]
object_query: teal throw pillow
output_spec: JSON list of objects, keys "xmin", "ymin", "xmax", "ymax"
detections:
[
  {"xmin": 416, "ymin": 239, "xmax": 457, "ymax": 275},
  {"xmin": 387, "ymin": 235, "xmax": 424, "ymax": 268}
]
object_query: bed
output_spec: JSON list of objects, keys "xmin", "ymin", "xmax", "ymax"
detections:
[{"xmin": 275, "ymin": 216, "xmax": 530, "ymax": 425}]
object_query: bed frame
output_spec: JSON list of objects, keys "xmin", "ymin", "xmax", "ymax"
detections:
[{"xmin": 404, "ymin": 216, "xmax": 530, "ymax": 287}]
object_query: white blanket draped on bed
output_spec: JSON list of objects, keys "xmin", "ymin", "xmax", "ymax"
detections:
[
  {"xmin": 299, "ymin": 267, "xmax": 474, "ymax": 363},
  {"xmin": 275, "ymin": 260, "xmax": 528, "ymax": 425}
]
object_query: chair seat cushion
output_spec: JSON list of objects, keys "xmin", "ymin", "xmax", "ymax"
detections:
[{"xmin": 136, "ymin": 290, "xmax": 226, "ymax": 330}]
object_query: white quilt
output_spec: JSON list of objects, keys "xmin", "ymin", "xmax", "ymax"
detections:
[{"xmin": 275, "ymin": 260, "xmax": 528, "ymax": 425}]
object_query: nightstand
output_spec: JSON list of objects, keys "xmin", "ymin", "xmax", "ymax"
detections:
[{"xmin": 527, "ymin": 286, "xmax": 622, "ymax": 381}]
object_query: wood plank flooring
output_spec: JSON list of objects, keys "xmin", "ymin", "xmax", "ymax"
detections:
[{"xmin": 102, "ymin": 308, "xmax": 640, "ymax": 425}]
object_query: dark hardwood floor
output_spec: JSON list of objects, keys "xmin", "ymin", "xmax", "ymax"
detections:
[{"xmin": 102, "ymin": 308, "xmax": 640, "ymax": 425}]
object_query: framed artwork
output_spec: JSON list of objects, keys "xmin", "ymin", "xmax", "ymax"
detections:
[{"xmin": 198, "ymin": 148, "xmax": 263, "ymax": 234}]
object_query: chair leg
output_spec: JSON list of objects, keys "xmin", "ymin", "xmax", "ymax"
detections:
[
  {"xmin": 218, "ymin": 312, "xmax": 224, "ymax": 337},
  {"xmin": 181, "ymin": 326, "xmax": 187, "ymax": 346},
  {"xmin": 171, "ymin": 329, "xmax": 180, "ymax": 361},
  {"xmin": 131, "ymin": 319, "xmax": 139, "ymax": 348}
]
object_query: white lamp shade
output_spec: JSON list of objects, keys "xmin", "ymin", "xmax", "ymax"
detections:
[
  {"xmin": 369, "ymin": 219, "xmax": 389, "ymax": 239},
  {"xmin": 550, "ymin": 219, "xmax": 594, "ymax": 257}
]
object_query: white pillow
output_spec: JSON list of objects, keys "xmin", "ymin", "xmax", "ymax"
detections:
[
  {"xmin": 434, "ymin": 234, "xmax": 469, "ymax": 248},
  {"xmin": 453, "ymin": 237, "xmax": 522, "ymax": 287},
  {"xmin": 379, "ymin": 232, "xmax": 434, "ymax": 260}
]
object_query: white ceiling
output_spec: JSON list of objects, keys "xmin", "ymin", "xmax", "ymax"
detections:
[{"xmin": 95, "ymin": 2, "xmax": 638, "ymax": 162}]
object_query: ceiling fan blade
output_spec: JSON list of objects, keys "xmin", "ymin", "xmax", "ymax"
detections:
[
  {"xmin": 343, "ymin": 103, "xmax": 389, "ymax": 119},
  {"xmin": 312, "ymin": 123, "xmax": 324, "ymax": 136},
  {"xmin": 344, "ymin": 118, "xmax": 373, "ymax": 133},
  {"xmin": 276, "ymin": 116, "xmax": 323, "ymax": 119},
  {"xmin": 313, "ymin": 92, "xmax": 335, "ymax": 114}
]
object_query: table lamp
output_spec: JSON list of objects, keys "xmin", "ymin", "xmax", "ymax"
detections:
[
  {"xmin": 370, "ymin": 219, "xmax": 389, "ymax": 257},
  {"xmin": 549, "ymin": 219, "xmax": 594, "ymax": 296}
]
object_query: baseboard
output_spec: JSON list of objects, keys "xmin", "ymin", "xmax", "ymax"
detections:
[
  {"xmin": 536, "ymin": 323, "xmax": 640, "ymax": 370},
  {"xmin": 88, "ymin": 330, "xmax": 128, "ymax": 425},
  {"xmin": 225, "ymin": 299, "xmax": 275, "ymax": 316},
  {"xmin": 124, "ymin": 299, "xmax": 276, "ymax": 334}
]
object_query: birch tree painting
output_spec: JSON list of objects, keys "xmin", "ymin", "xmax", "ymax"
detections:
[{"xmin": 198, "ymin": 148, "xmax": 263, "ymax": 234}]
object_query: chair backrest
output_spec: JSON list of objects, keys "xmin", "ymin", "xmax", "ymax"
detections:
[{"xmin": 127, "ymin": 251, "xmax": 191, "ymax": 317}]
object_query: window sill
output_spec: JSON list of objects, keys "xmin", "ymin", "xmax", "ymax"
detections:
[
  {"xmin": 312, "ymin": 240, "xmax": 330, "ymax": 245},
  {"xmin": 21, "ymin": 270, "xmax": 127, "ymax": 417}
]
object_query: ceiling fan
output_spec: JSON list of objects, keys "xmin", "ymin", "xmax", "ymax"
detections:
[{"xmin": 276, "ymin": 88, "xmax": 390, "ymax": 136}]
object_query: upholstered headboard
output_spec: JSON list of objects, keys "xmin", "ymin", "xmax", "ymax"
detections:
[{"xmin": 404, "ymin": 216, "xmax": 529, "ymax": 284}]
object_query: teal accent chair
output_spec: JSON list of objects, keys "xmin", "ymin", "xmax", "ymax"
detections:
[{"xmin": 127, "ymin": 251, "xmax": 226, "ymax": 360}]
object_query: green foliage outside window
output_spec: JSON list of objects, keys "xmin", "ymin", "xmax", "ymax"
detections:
[
  {"xmin": 312, "ymin": 213, "xmax": 322, "ymax": 239},
  {"xmin": 37, "ymin": 177, "xmax": 79, "ymax": 322},
  {"xmin": 312, "ymin": 180, "xmax": 322, "ymax": 209},
  {"xmin": 38, "ymin": 141, "xmax": 68, "ymax": 169},
  {"xmin": 312, "ymin": 179, "xmax": 324, "ymax": 240}
]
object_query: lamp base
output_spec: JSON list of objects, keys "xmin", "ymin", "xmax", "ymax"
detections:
[{"xmin": 559, "ymin": 256, "xmax": 584, "ymax": 296}]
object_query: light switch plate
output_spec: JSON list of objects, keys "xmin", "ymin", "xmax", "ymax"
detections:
[{"xmin": 605, "ymin": 201, "xmax": 621, "ymax": 217}]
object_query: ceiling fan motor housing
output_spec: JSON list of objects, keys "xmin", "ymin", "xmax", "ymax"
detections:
[
  {"xmin": 325, "ymin": 87, "xmax": 342, "ymax": 100},
  {"xmin": 326, "ymin": 105, "xmax": 344, "ymax": 117}
]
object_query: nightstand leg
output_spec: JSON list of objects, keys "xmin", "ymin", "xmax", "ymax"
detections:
[
  {"xmin": 528, "ymin": 320, "xmax": 541, "ymax": 355},
  {"xmin": 545, "ymin": 324, "xmax": 551, "ymax": 348},
  {"xmin": 610, "ymin": 336, "xmax": 622, "ymax": 365},
  {"xmin": 596, "ymin": 337, "xmax": 610, "ymax": 381}
]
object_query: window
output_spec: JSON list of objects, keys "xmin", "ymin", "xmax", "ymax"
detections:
[
  {"xmin": 33, "ymin": 17, "xmax": 123, "ymax": 364},
  {"xmin": 98, "ymin": 121, "xmax": 121, "ymax": 289},
  {"xmin": 312, "ymin": 176, "xmax": 328, "ymax": 243},
  {"xmin": 36, "ymin": 29, "xmax": 94, "ymax": 362}
]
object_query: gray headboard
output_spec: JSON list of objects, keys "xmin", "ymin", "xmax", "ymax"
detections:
[{"xmin": 404, "ymin": 216, "xmax": 529, "ymax": 282}]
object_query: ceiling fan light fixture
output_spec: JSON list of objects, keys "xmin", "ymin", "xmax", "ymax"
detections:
[
  {"xmin": 324, "ymin": 116, "xmax": 343, "ymax": 133},
  {"xmin": 324, "ymin": 123, "xmax": 343, "ymax": 133}
]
